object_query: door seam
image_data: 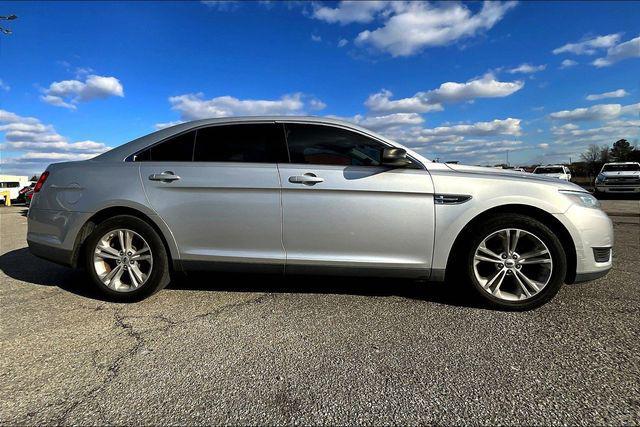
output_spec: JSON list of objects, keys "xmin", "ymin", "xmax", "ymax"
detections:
[{"xmin": 275, "ymin": 162, "xmax": 287, "ymax": 274}]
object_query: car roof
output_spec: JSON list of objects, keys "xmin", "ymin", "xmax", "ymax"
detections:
[
  {"xmin": 603, "ymin": 162, "xmax": 639, "ymax": 165},
  {"xmin": 93, "ymin": 116, "xmax": 420, "ymax": 162}
]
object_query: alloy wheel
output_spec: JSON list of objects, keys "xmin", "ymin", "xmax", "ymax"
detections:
[
  {"xmin": 473, "ymin": 228, "xmax": 553, "ymax": 301},
  {"xmin": 93, "ymin": 229, "xmax": 153, "ymax": 292}
]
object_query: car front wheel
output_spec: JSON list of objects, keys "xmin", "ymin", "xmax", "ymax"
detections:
[
  {"xmin": 84, "ymin": 215, "xmax": 170, "ymax": 302},
  {"xmin": 464, "ymin": 214, "xmax": 567, "ymax": 310}
]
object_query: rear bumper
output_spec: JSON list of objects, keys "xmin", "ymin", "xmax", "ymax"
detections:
[
  {"xmin": 27, "ymin": 207, "xmax": 91, "ymax": 267},
  {"xmin": 27, "ymin": 240, "xmax": 73, "ymax": 267}
]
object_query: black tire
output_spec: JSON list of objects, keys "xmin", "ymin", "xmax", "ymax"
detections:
[
  {"xmin": 84, "ymin": 215, "xmax": 170, "ymax": 302},
  {"xmin": 461, "ymin": 214, "xmax": 567, "ymax": 311}
]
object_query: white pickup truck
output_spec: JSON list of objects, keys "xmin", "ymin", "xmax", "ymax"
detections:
[
  {"xmin": 533, "ymin": 165, "xmax": 572, "ymax": 181},
  {"xmin": 595, "ymin": 162, "xmax": 640, "ymax": 194}
]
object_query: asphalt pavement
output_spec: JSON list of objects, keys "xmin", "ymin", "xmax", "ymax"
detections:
[{"xmin": 1, "ymin": 203, "xmax": 639, "ymax": 425}]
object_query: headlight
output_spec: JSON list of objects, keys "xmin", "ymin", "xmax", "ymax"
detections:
[
  {"xmin": 595, "ymin": 174, "xmax": 606, "ymax": 183},
  {"xmin": 559, "ymin": 190, "xmax": 600, "ymax": 209}
]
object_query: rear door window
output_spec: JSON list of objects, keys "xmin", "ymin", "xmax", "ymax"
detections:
[{"xmin": 194, "ymin": 123, "xmax": 288, "ymax": 163}]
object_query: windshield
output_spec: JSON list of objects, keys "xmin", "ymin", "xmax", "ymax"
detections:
[
  {"xmin": 602, "ymin": 164, "xmax": 640, "ymax": 172},
  {"xmin": 534, "ymin": 167, "xmax": 563, "ymax": 174}
]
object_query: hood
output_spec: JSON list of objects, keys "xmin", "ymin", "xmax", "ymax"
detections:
[{"xmin": 444, "ymin": 164, "xmax": 582, "ymax": 191}]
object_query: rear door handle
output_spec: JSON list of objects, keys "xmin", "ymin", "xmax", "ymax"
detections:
[
  {"xmin": 288, "ymin": 173, "xmax": 324, "ymax": 185},
  {"xmin": 149, "ymin": 171, "xmax": 181, "ymax": 182}
]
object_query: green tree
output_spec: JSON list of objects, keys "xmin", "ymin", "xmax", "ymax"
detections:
[{"xmin": 610, "ymin": 139, "xmax": 633, "ymax": 161}]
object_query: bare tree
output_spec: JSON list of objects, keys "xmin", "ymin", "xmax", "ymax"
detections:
[{"xmin": 580, "ymin": 144, "xmax": 600, "ymax": 163}]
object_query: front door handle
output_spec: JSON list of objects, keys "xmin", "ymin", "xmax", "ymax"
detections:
[
  {"xmin": 149, "ymin": 171, "xmax": 181, "ymax": 182},
  {"xmin": 288, "ymin": 173, "xmax": 324, "ymax": 185}
]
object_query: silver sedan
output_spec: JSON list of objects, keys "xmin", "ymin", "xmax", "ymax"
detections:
[{"xmin": 27, "ymin": 117, "xmax": 613, "ymax": 310}]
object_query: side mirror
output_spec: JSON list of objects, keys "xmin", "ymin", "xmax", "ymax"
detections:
[{"xmin": 382, "ymin": 147, "xmax": 411, "ymax": 167}]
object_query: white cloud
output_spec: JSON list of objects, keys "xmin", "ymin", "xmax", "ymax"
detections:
[
  {"xmin": 411, "ymin": 118, "xmax": 522, "ymax": 142},
  {"xmin": 337, "ymin": 38, "xmax": 349, "ymax": 48},
  {"xmin": 365, "ymin": 74, "xmax": 523, "ymax": 114},
  {"xmin": 552, "ymin": 33, "xmax": 621, "ymax": 55},
  {"xmin": 426, "ymin": 73, "xmax": 523, "ymax": 104},
  {"xmin": 349, "ymin": 1, "xmax": 516, "ymax": 57},
  {"xmin": 311, "ymin": 34, "xmax": 322, "ymax": 42},
  {"xmin": 549, "ymin": 102, "xmax": 640, "ymax": 121},
  {"xmin": 538, "ymin": 143, "xmax": 549, "ymax": 149},
  {"xmin": 593, "ymin": 36, "xmax": 640, "ymax": 67},
  {"xmin": 506, "ymin": 63, "xmax": 546, "ymax": 74},
  {"xmin": 559, "ymin": 59, "xmax": 578, "ymax": 69},
  {"xmin": 0, "ymin": 109, "xmax": 109, "ymax": 154},
  {"xmin": 154, "ymin": 121, "xmax": 185, "ymax": 130},
  {"xmin": 334, "ymin": 112, "xmax": 425, "ymax": 131},
  {"xmin": 364, "ymin": 89, "xmax": 443, "ymax": 114},
  {"xmin": 549, "ymin": 104, "xmax": 622, "ymax": 121},
  {"xmin": 550, "ymin": 119, "xmax": 639, "ymax": 148},
  {"xmin": 586, "ymin": 89, "xmax": 628, "ymax": 101},
  {"xmin": 359, "ymin": 117, "xmax": 523, "ymax": 163},
  {"xmin": 312, "ymin": 1, "xmax": 390, "ymax": 25},
  {"xmin": 41, "ymin": 74, "xmax": 124, "ymax": 110},
  {"xmin": 0, "ymin": 78, "xmax": 9, "ymax": 91},
  {"xmin": 167, "ymin": 92, "xmax": 326, "ymax": 120}
]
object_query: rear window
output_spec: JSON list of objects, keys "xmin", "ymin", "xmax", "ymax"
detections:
[
  {"xmin": 135, "ymin": 131, "xmax": 196, "ymax": 161},
  {"xmin": 602, "ymin": 164, "xmax": 640, "ymax": 172},
  {"xmin": 194, "ymin": 123, "xmax": 287, "ymax": 163},
  {"xmin": 534, "ymin": 167, "xmax": 563, "ymax": 174}
]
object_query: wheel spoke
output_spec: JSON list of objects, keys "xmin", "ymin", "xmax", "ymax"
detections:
[
  {"xmin": 503, "ymin": 229, "xmax": 511, "ymax": 254},
  {"xmin": 477, "ymin": 245, "xmax": 503, "ymax": 262},
  {"xmin": 475, "ymin": 254, "xmax": 501, "ymax": 263},
  {"xmin": 95, "ymin": 249, "xmax": 120, "ymax": 260},
  {"xmin": 128, "ymin": 267, "xmax": 140, "ymax": 288},
  {"xmin": 510, "ymin": 230, "xmax": 521, "ymax": 254},
  {"xmin": 124, "ymin": 230, "xmax": 133, "ymax": 253},
  {"xmin": 130, "ymin": 264, "xmax": 146, "ymax": 284},
  {"xmin": 519, "ymin": 248, "xmax": 548, "ymax": 260},
  {"xmin": 102, "ymin": 264, "xmax": 122, "ymax": 286},
  {"xmin": 516, "ymin": 269, "xmax": 541, "ymax": 292},
  {"xmin": 483, "ymin": 268, "xmax": 505, "ymax": 290},
  {"xmin": 520, "ymin": 258, "xmax": 551, "ymax": 265},
  {"xmin": 97, "ymin": 244, "xmax": 120, "ymax": 257},
  {"xmin": 513, "ymin": 271, "xmax": 531, "ymax": 298},
  {"xmin": 118, "ymin": 230, "xmax": 126, "ymax": 252},
  {"xmin": 131, "ymin": 254, "xmax": 151, "ymax": 261}
]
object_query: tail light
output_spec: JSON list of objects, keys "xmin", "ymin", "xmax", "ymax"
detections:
[{"xmin": 33, "ymin": 171, "xmax": 49, "ymax": 193}]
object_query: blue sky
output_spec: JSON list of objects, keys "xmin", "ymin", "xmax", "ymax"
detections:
[{"xmin": 1, "ymin": 0, "xmax": 639, "ymax": 175}]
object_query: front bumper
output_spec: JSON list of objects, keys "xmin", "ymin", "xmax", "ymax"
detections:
[
  {"xmin": 595, "ymin": 184, "xmax": 640, "ymax": 193},
  {"xmin": 554, "ymin": 204, "xmax": 614, "ymax": 283}
]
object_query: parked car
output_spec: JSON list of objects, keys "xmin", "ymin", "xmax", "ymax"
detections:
[
  {"xmin": 16, "ymin": 182, "xmax": 36, "ymax": 203},
  {"xmin": 27, "ymin": 117, "xmax": 613, "ymax": 310},
  {"xmin": 533, "ymin": 165, "xmax": 572, "ymax": 181},
  {"xmin": 24, "ymin": 188, "xmax": 35, "ymax": 206},
  {"xmin": 595, "ymin": 162, "xmax": 640, "ymax": 195}
]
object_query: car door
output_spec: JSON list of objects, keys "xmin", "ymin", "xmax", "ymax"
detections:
[
  {"xmin": 278, "ymin": 122, "xmax": 435, "ymax": 278},
  {"xmin": 137, "ymin": 122, "xmax": 288, "ymax": 271}
]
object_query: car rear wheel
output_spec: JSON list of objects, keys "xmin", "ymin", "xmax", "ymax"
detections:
[
  {"xmin": 84, "ymin": 215, "xmax": 170, "ymax": 301},
  {"xmin": 463, "ymin": 214, "xmax": 567, "ymax": 310}
]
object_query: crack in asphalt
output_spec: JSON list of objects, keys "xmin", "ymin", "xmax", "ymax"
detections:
[{"xmin": 19, "ymin": 293, "xmax": 271, "ymax": 424}]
